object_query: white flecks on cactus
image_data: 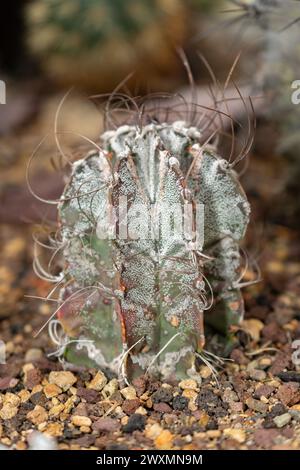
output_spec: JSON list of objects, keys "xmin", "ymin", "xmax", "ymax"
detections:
[{"xmin": 49, "ymin": 121, "xmax": 250, "ymax": 381}]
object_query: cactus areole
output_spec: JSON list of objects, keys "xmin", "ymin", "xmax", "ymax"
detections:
[{"xmin": 52, "ymin": 120, "xmax": 250, "ymax": 382}]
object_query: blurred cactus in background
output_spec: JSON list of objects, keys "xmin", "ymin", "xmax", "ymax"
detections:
[
  {"xmin": 26, "ymin": 0, "xmax": 222, "ymax": 92},
  {"xmin": 46, "ymin": 101, "xmax": 250, "ymax": 382},
  {"xmin": 227, "ymin": 1, "xmax": 300, "ymax": 220}
]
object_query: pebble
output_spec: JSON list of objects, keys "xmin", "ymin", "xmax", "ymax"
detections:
[
  {"xmin": 0, "ymin": 403, "xmax": 18, "ymax": 420},
  {"xmin": 153, "ymin": 402, "xmax": 172, "ymax": 413},
  {"xmin": 27, "ymin": 405, "xmax": 48, "ymax": 425},
  {"xmin": 44, "ymin": 383, "xmax": 62, "ymax": 398},
  {"xmin": 254, "ymin": 384, "xmax": 275, "ymax": 399},
  {"xmin": 273, "ymin": 413, "xmax": 292, "ymax": 428},
  {"xmin": 135, "ymin": 406, "xmax": 147, "ymax": 415},
  {"xmin": 87, "ymin": 371, "xmax": 107, "ymax": 391},
  {"xmin": 76, "ymin": 387, "xmax": 99, "ymax": 403},
  {"xmin": 246, "ymin": 397, "xmax": 268, "ymax": 414},
  {"xmin": 123, "ymin": 413, "xmax": 146, "ymax": 433},
  {"xmin": 0, "ymin": 377, "xmax": 18, "ymax": 390},
  {"xmin": 151, "ymin": 387, "xmax": 173, "ymax": 404},
  {"xmin": 179, "ymin": 379, "xmax": 198, "ymax": 391},
  {"xmin": 172, "ymin": 395, "xmax": 188, "ymax": 411},
  {"xmin": 102, "ymin": 379, "xmax": 119, "ymax": 399},
  {"xmin": 3, "ymin": 392, "xmax": 20, "ymax": 406},
  {"xmin": 44, "ymin": 422, "xmax": 64, "ymax": 437},
  {"xmin": 248, "ymin": 369, "xmax": 267, "ymax": 381},
  {"xmin": 145, "ymin": 423, "xmax": 163, "ymax": 440},
  {"xmin": 122, "ymin": 398, "xmax": 140, "ymax": 415},
  {"xmin": 206, "ymin": 430, "xmax": 221, "ymax": 438},
  {"xmin": 24, "ymin": 368, "xmax": 42, "ymax": 390},
  {"xmin": 92, "ymin": 417, "xmax": 120, "ymax": 432},
  {"xmin": 199, "ymin": 366, "xmax": 212, "ymax": 379},
  {"xmin": 49, "ymin": 371, "xmax": 77, "ymax": 391},
  {"xmin": 276, "ymin": 383, "xmax": 300, "ymax": 406},
  {"xmin": 25, "ymin": 348, "xmax": 43, "ymax": 362},
  {"xmin": 223, "ymin": 428, "xmax": 246, "ymax": 444},
  {"xmin": 223, "ymin": 389, "xmax": 239, "ymax": 403},
  {"xmin": 72, "ymin": 415, "xmax": 92, "ymax": 427},
  {"xmin": 120, "ymin": 386, "xmax": 137, "ymax": 400},
  {"xmin": 154, "ymin": 429, "xmax": 174, "ymax": 450},
  {"xmin": 241, "ymin": 319, "xmax": 264, "ymax": 342}
]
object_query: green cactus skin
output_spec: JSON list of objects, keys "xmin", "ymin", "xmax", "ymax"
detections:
[{"xmin": 52, "ymin": 120, "xmax": 250, "ymax": 382}]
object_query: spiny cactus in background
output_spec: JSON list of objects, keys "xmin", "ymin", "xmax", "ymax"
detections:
[
  {"xmin": 228, "ymin": 1, "xmax": 300, "ymax": 185},
  {"xmin": 26, "ymin": 0, "xmax": 221, "ymax": 91},
  {"xmin": 44, "ymin": 99, "xmax": 250, "ymax": 382}
]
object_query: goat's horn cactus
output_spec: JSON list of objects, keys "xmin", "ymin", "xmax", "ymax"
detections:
[{"xmin": 54, "ymin": 121, "xmax": 250, "ymax": 381}]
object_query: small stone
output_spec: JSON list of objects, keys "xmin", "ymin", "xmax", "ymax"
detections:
[
  {"xmin": 270, "ymin": 352, "xmax": 291, "ymax": 375},
  {"xmin": 276, "ymin": 383, "xmax": 300, "ymax": 406},
  {"xmin": 262, "ymin": 322, "xmax": 287, "ymax": 343},
  {"xmin": 49, "ymin": 403, "xmax": 64, "ymax": 417},
  {"xmin": 122, "ymin": 398, "xmax": 140, "ymax": 415},
  {"xmin": 153, "ymin": 402, "xmax": 172, "ymax": 413},
  {"xmin": 155, "ymin": 429, "xmax": 174, "ymax": 450},
  {"xmin": 151, "ymin": 387, "xmax": 173, "ymax": 404},
  {"xmin": 254, "ymin": 384, "xmax": 275, "ymax": 399},
  {"xmin": 172, "ymin": 395, "xmax": 188, "ymax": 411},
  {"xmin": 246, "ymin": 397, "xmax": 268, "ymax": 414},
  {"xmin": 135, "ymin": 406, "xmax": 147, "ymax": 415},
  {"xmin": 241, "ymin": 319, "xmax": 264, "ymax": 342},
  {"xmin": 0, "ymin": 403, "xmax": 18, "ymax": 420},
  {"xmin": 102, "ymin": 379, "xmax": 118, "ymax": 399},
  {"xmin": 92, "ymin": 417, "xmax": 120, "ymax": 432},
  {"xmin": 248, "ymin": 369, "xmax": 267, "ymax": 381},
  {"xmin": 44, "ymin": 383, "xmax": 62, "ymax": 398},
  {"xmin": 198, "ymin": 411, "xmax": 210, "ymax": 427},
  {"xmin": 273, "ymin": 413, "xmax": 292, "ymax": 428},
  {"xmin": 76, "ymin": 387, "xmax": 99, "ymax": 403},
  {"xmin": 145, "ymin": 423, "xmax": 163, "ymax": 440},
  {"xmin": 25, "ymin": 348, "xmax": 43, "ymax": 362},
  {"xmin": 49, "ymin": 371, "xmax": 77, "ymax": 391},
  {"xmin": 179, "ymin": 379, "xmax": 198, "ymax": 390},
  {"xmin": 120, "ymin": 386, "xmax": 137, "ymax": 400},
  {"xmin": 230, "ymin": 349, "xmax": 248, "ymax": 365},
  {"xmin": 229, "ymin": 402, "xmax": 244, "ymax": 413},
  {"xmin": 0, "ymin": 377, "xmax": 19, "ymax": 390},
  {"xmin": 24, "ymin": 368, "xmax": 42, "ymax": 390},
  {"xmin": 80, "ymin": 426, "xmax": 91, "ymax": 433},
  {"xmin": 277, "ymin": 371, "xmax": 300, "ymax": 383},
  {"xmin": 223, "ymin": 389, "xmax": 239, "ymax": 403},
  {"xmin": 71, "ymin": 415, "xmax": 92, "ymax": 427},
  {"xmin": 258, "ymin": 357, "xmax": 272, "ymax": 369},
  {"xmin": 199, "ymin": 366, "xmax": 212, "ymax": 379},
  {"xmin": 206, "ymin": 430, "xmax": 221, "ymax": 438},
  {"xmin": 223, "ymin": 428, "xmax": 246, "ymax": 444},
  {"xmin": 132, "ymin": 376, "xmax": 147, "ymax": 396},
  {"xmin": 44, "ymin": 422, "xmax": 64, "ymax": 437},
  {"xmin": 27, "ymin": 405, "xmax": 48, "ymax": 425},
  {"xmin": 18, "ymin": 389, "xmax": 31, "ymax": 403},
  {"xmin": 3, "ymin": 392, "xmax": 20, "ymax": 406},
  {"xmin": 253, "ymin": 429, "xmax": 279, "ymax": 449},
  {"xmin": 87, "ymin": 371, "xmax": 107, "ymax": 391},
  {"xmin": 123, "ymin": 413, "xmax": 146, "ymax": 433}
]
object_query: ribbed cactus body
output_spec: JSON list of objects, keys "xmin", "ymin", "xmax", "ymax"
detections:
[{"xmin": 56, "ymin": 122, "xmax": 250, "ymax": 381}]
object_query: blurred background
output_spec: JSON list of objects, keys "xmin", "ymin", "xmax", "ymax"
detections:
[{"xmin": 0, "ymin": 1, "xmax": 299, "ymax": 372}]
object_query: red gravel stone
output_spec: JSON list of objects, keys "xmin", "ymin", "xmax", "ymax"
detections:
[{"xmin": 122, "ymin": 399, "xmax": 141, "ymax": 415}]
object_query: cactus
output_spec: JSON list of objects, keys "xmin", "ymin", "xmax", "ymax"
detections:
[
  {"xmin": 26, "ymin": 0, "xmax": 221, "ymax": 91},
  {"xmin": 228, "ymin": 1, "xmax": 300, "ymax": 184},
  {"xmin": 26, "ymin": 0, "xmax": 187, "ymax": 91},
  {"xmin": 46, "ymin": 111, "xmax": 250, "ymax": 382}
]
